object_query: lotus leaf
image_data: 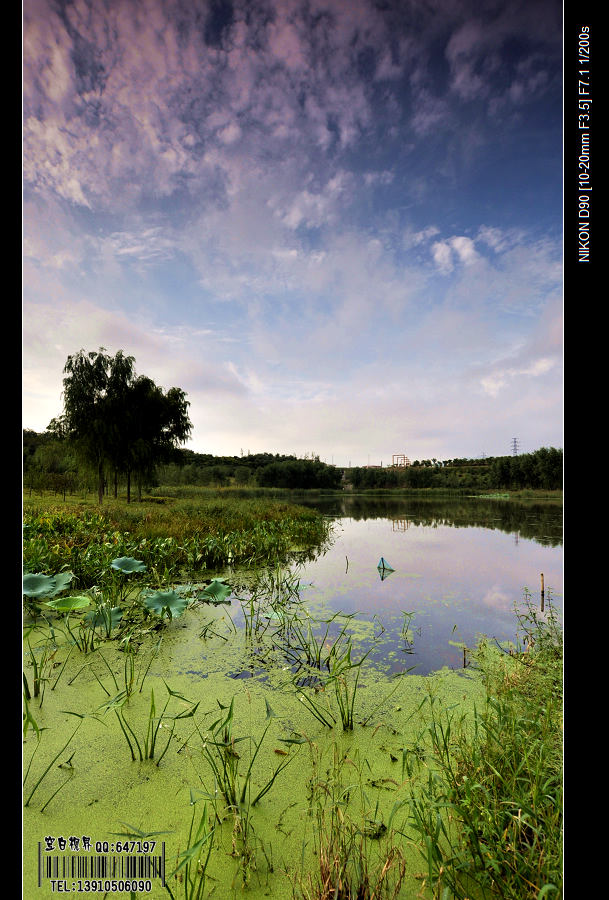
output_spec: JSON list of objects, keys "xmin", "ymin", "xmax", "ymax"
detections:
[
  {"xmin": 111, "ymin": 557, "xmax": 147, "ymax": 574},
  {"xmin": 23, "ymin": 571, "xmax": 74, "ymax": 599},
  {"xmin": 49, "ymin": 571, "xmax": 75, "ymax": 595},
  {"xmin": 44, "ymin": 595, "xmax": 92, "ymax": 612},
  {"xmin": 196, "ymin": 579, "xmax": 232, "ymax": 605},
  {"xmin": 23, "ymin": 573, "xmax": 55, "ymax": 598},
  {"xmin": 143, "ymin": 590, "xmax": 189, "ymax": 620}
]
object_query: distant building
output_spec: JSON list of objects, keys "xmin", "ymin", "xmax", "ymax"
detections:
[{"xmin": 392, "ymin": 454, "xmax": 411, "ymax": 467}]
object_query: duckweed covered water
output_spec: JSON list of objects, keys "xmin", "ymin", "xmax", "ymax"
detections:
[{"xmin": 23, "ymin": 598, "xmax": 485, "ymax": 900}]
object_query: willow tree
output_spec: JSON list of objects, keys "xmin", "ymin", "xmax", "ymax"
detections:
[
  {"xmin": 118, "ymin": 376, "xmax": 192, "ymax": 502},
  {"xmin": 58, "ymin": 348, "xmax": 192, "ymax": 504},
  {"xmin": 59, "ymin": 348, "xmax": 135, "ymax": 504}
]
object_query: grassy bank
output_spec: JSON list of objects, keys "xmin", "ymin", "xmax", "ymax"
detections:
[
  {"xmin": 406, "ymin": 599, "xmax": 563, "ymax": 898},
  {"xmin": 22, "ymin": 490, "xmax": 334, "ymax": 588}
]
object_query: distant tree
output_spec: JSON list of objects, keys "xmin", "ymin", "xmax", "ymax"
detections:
[
  {"xmin": 535, "ymin": 447, "xmax": 563, "ymax": 490},
  {"xmin": 234, "ymin": 466, "xmax": 251, "ymax": 485},
  {"xmin": 256, "ymin": 458, "xmax": 342, "ymax": 490}
]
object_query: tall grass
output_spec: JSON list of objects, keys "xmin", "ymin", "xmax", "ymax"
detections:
[
  {"xmin": 99, "ymin": 682, "xmax": 200, "ymax": 764},
  {"xmin": 165, "ymin": 801, "xmax": 215, "ymax": 900},
  {"xmin": 401, "ymin": 598, "xmax": 563, "ymax": 899},
  {"xmin": 23, "ymin": 493, "xmax": 333, "ymax": 587},
  {"xmin": 298, "ymin": 740, "xmax": 408, "ymax": 900},
  {"xmin": 23, "ymin": 718, "xmax": 82, "ymax": 812}
]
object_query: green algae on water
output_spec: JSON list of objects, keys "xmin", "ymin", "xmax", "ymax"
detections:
[{"xmin": 24, "ymin": 597, "xmax": 485, "ymax": 900}]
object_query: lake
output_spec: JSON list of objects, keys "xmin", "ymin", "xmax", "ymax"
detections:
[{"xmin": 261, "ymin": 494, "xmax": 563, "ymax": 676}]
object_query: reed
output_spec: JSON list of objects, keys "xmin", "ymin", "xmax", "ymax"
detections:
[
  {"xmin": 294, "ymin": 637, "xmax": 372, "ymax": 731},
  {"xmin": 326, "ymin": 639, "xmax": 371, "ymax": 731},
  {"xmin": 23, "ymin": 627, "xmax": 60, "ymax": 706},
  {"xmin": 400, "ymin": 598, "xmax": 563, "ymax": 899},
  {"xmin": 165, "ymin": 801, "xmax": 215, "ymax": 900},
  {"xmin": 298, "ymin": 741, "xmax": 408, "ymax": 900},
  {"xmin": 64, "ymin": 610, "xmax": 98, "ymax": 653},
  {"xmin": 196, "ymin": 696, "xmax": 298, "ymax": 815},
  {"xmin": 236, "ymin": 564, "xmax": 303, "ymax": 641},
  {"xmin": 282, "ymin": 611, "xmax": 354, "ymax": 672},
  {"xmin": 22, "ymin": 692, "xmax": 43, "ymax": 740},
  {"xmin": 101, "ymin": 682, "xmax": 199, "ymax": 764},
  {"xmin": 23, "ymin": 719, "xmax": 82, "ymax": 810}
]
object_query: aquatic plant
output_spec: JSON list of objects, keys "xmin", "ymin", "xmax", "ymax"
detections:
[
  {"xmin": 165, "ymin": 800, "xmax": 215, "ymax": 900},
  {"xmin": 24, "ymin": 639, "xmax": 49, "ymax": 703},
  {"xmin": 301, "ymin": 807, "xmax": 407, "ymax": 900},
  {"xmin": 400, "ymin": 599, "xmax": 563, "ymax": 899},
  {"xmin": 111, "ymin": 556, "xmax": 147, "ymax": 574},
  {"xmin": 326, "ymin": 639, "xmax": 372, "ymax": 731},
  {"xmin": 193, "ymin": 578, "xmax": 232, "ymax": 605},
  {"xmin": 22, "ymin": 620, "xmax": 68, "ymax": 705},
  {"xmin": 281, "ymin": 611, "xmax": 354, "ymax": 673},
  {"xmin": 23, "ymin": 570, "xmax": 74, "ymax": 616},
  {"xmin": 293, "ymin": 637, "xmax": 372, "ymax": 732},
  {"xmin": 142, "ymin": 589, "xmax": 190, "ymax": 621},
  {"xmin": 23, "ymin": 570, "xmax": 74, "ymax": 598},
  {"xmin": 399, "ymin": 610, "xmax": 417, "ymax": 655},
  {"xmin": 196, "ymin": 696, "xmax": 298, "ymax": 814},
  {"xmin": 235, "ymin": 565, "xmax": 301, "ymax": 640},
  {"xmin": 101, "ymin": 681, "xmax": 199, "ymax": 764},
  {"xmin": 295, "ymin": 684, "xmax": 337, "ymax": 729},
  {"xmin": 22, "ymin": 497, "xmax": 333, "ymax": 587},
  {"xmin": 108, "ymin": 556, "xmax": 147, "ymax": 600},
  {"xmin": 23, "ymin": 717, "xmax": 83, "ymax": 812},
  {"xmin": 125, "ymin": 636, "xmax": 162, "ymax": 696},
  {"xmin": 141, "ymin": 579, "xmax": 232, "ymax": 622},
  {"xmin": 62, "ymin": 604, "xmax": 98, "ymax": 652},
  {"xmin": 84, "ymin": 596, "xmax": 124, "ymax": 638},
  {"xmin": 22, "ymin": 692, "xmax": 43, "ymax": 739},
  {"xmin": 298, "ymin": 741, "xmax": 408, "ymax": 900}
]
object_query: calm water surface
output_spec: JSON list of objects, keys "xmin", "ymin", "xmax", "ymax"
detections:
[{"xmin": 281, "ymin": 495, "xmax": 563, "ymax": 676}]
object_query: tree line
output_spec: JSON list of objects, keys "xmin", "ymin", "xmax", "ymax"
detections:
[
  {"xmin": 157, "ymin": 450, "xmax": 343, "ymax": 490},
  {"xmin": 349, "ymin": 447, "xmax": 562, "ymax": 491},
  {"xmin": 24, "ymin": 434, "xmax": 344, "ymax": 496}
]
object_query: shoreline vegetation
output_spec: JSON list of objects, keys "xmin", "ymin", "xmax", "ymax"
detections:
[
  {"xmin": 23, "ymin": 483, "xmax": 563, "ymax": 505},
  {"xmin": 23, "ymin": 492, "xmax": 334, "ymax": 586}
]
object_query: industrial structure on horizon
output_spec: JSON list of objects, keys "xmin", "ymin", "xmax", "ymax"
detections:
[{"xmin": 362, "ymin": 454, "xmax": 412, "ymax": 469}]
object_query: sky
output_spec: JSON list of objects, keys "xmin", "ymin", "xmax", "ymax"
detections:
[{"xmin": 23, "ymin": 0, "xmax": 563, "ymax": 467}]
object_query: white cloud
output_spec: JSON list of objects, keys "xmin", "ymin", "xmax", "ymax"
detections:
[
  {"xmin": 431, "ymin": 241, "xmax": 454, "ymax": 273},
  {"xmin": 449, "ymin": 235, "xmax": 478, "ymax": 266},
  {"xmin": 480, "ymin": 356, "xmax": 558, "ymax": 398},
  {"xmin": 403, "ymin": 225, "xmax": 440, "ymax": 248},
  {"xmin": 430, "ymin": 235, "xmax": 479, "ymax": 273}
]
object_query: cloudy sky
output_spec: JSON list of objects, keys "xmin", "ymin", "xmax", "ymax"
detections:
[{"xmin": 23, "ymin": 0, "xmax": 563, "ymax": 466}]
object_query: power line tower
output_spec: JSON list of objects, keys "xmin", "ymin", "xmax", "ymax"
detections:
[{"xmin": 511, "ymin": 437, "xmax": 520, "ymax": 456}]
